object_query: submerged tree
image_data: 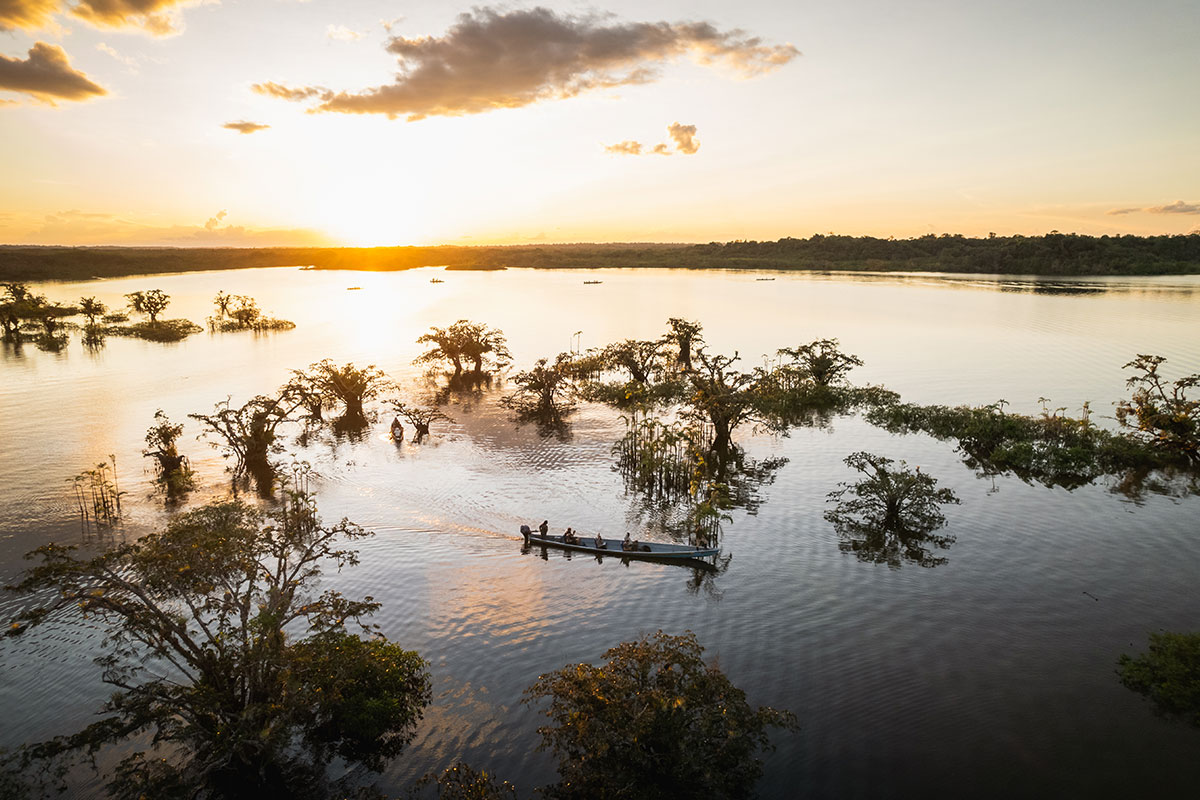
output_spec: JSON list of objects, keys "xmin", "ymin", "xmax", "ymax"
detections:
[
  {"xmin": 125, "ymin": 289, "xmax": 171, "ymax": 323},
  {"xmin": 1118, "ymin": 630, "xmax": 1200, "ymax": 727},
  {"xmin": 388, "ymin": 400, "xmax": 452, "ymax": 441},
  {"xmin": 502, "ymin": 353, "xmax": 577, "ymax": 425},
  {"xmin": 825, "ymin": 451, "xmax": 960, "ymax": 568},
  {"xmin": 663, "ymin": 317, "xmax": 704, "ymax": 372},
  {"xmin": 524, "ymin": 630, "xmax": 796, "ymax": 799},
  {"xmin": 4, "ymin": 487, "xmax": 431, "ymax": 799},
  {"xmin": 1116, "ymin": 354, "xmax": 1200, "ymax": 465},
  {"xmin": 416, "ymin": 320, "xmax": 509, "ymax": 377},
  {"xmin": 777, "ymin": 338, "xmax": 864, "ymax": 386},
  {"xmin": 142, "ymin": 409, "xmax": 193, "ymax": 497},
  {"xmin": 683, "ymin": 349, "xmax": 764, "ymax": 456},
  {"xmin": 190, "ymin": 392, "xmax": 303, "ymax": 492},
  {"xmin": 293, "ymin": 360, "xmax": 391, "ymax": 423}
]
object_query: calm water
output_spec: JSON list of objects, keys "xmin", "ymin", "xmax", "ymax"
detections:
[{"xmin": 1, "ymin": 267, "xmax": 1199, "ymax": 798}]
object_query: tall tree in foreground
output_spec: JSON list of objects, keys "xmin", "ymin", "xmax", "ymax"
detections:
[
  {"xmin": 4, "ymin": 485, "xmax": 431, "ymax": 799},
  {"xmin": 524, "ymin": 630, "xmax": 796, "ymax": 799}
]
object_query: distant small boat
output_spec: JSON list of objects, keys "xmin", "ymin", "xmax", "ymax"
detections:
[
  {"xmin": 347, "ymin": 286, "xmax": 362, "ymax": 290},
  {"xmin": 583, "ymin": 280, "xmax": 603, "ymax": 285},
  {"xmin": 755, "ymin": 277, "xmax": 776, "ymax": 281},
  {"xmin": 430, "ymin": 278, "xmax": 444, "ymax": 284},
  {"xmin": 521, "ymin": 527, "xmax": 719, "ymax": 560}
]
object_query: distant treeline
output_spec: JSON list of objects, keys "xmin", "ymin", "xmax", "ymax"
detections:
[{"xmin": 2, "ymin": 232, "xmax": 1198, "ymax": 281}]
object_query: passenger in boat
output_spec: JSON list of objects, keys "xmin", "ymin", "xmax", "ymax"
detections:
[
  {"xmin": 594, "ymin": 533, "xmax": 607, "ymax": 550},
  {"xmin": 563, "ymin": 528, "xmax": 577, "ymax": 545},
  {"xmin": 622, "ymin": 533, "xmax": 634, "ymax": 551},
  {"xmin": 539, "ymin": 520, "xmax": 549, "ymax": 536},
  {"xmin": 390, "ymin": 417, "xmax": 404, "ymax": 441}
]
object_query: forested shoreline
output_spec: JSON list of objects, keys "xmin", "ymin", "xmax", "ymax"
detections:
[{"xmin": 2, "ymin": 232, "xmax": 1198, "ymax": 282}]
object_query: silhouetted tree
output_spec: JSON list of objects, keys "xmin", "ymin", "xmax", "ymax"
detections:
[
  {"xmin": 142, "ymin": 409, "xmax": 193, "ymax": 497},
  {"xmin": 777, "ymin": 338, "xmax": 863, "ymax": 386},
  {"xmin": 388, "ymin": 400, "xmax": 452, "ymax": 441},
  {"xmin": 416, "ymin": 320, "xmax": 509, "ymax": 377},
  {"xmin": 502, "ymin": 353, "xmax": 576, "ymax": 421},
  {"xmin": 294, "ymin": 360, "xmax": 391, "ymax": 421},
  {"xmin": 190, "ymin": 391, "xmax": 303, "ymax": 491},
  {"xmin": 125, "ymin": 289, "xmax": 171, "ymax": 323},
  {"xmin": 684, "ymin": 349, "xmax": 764, "ymax": 455},
  {"xmin": 663, "ymin": 317, "xmax": 704, "ymax": 371}
]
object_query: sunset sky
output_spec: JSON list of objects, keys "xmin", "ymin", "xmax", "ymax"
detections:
[{"xmin": 1, "ymin": 0, "xmax": 1197, "ymax": 247}]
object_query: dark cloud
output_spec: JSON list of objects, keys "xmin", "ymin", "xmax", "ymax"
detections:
[
  {"xmin": 1107, "ymin": 200, "xmax": 1200, "ymax": 216},
  {"xmin": 258, "ymin": 7, "xmax": 799, "ymax": 120},
  {"xmin": 0, "ymin": 0, "xmax": 60, "ymax": 31},
  {"xmin": 71, "ymin": 0, "xmax": 194, "ymax": 36},
  {"xmin": 223, "ymin": 120, "xmax": 270, "ymax": 134},
  {"xmin": 605, "ymin": 122, "xmax": 700, "ymax": 157},
  {"xmin": 0, "ymin": 42, "xmax": 107, "ymax": 103},
  {"xmin": 667, "ymin": 122, "xmax": 698, "ymax": 154}
]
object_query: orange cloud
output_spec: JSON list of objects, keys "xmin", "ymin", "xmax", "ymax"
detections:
[
  {"xmin": 605, "ymin": 122, "xmax": 700, "ymax": 157},
  {"xmin": 71, "ymin": 0, "xmax": 198, "ymax": 36},
  {"xmin": 0, "ymin": 0, "xmax": 60, "ymax": 31},
  {"xmin": 667, "ymin": 122, "xmax": 699, "ymax": 154},
  {"xmin": 1108, "ymin": 200, "xmax": 1200, "ymax": 216},
  {"xmin": 257, "ymin": 7, "xmax": 799, "ymax": 120},
  {"xmin": 222, "ymin": 120, "xmax": 270, "ymax": 134},
  {"xmin": 0, "ymin": 42, "xmax": 107, "ymax": 103}
]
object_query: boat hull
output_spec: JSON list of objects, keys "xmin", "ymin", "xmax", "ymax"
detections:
[{"xmin": 522, "ymin": 530, "xmax": 719, "ymax": 560}]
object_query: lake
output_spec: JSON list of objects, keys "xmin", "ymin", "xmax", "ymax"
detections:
[{"xmin": 2, "ymin": 266, "xmax": 1199, "ymax": 797}]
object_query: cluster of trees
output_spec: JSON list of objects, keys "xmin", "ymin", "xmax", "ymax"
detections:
[
  {"xmin": 4, "ymin": 233, "xmax": 1199, "ymax": 282},
  {"xmin": 3, "ymin": 488, "xmax": 791, "ymax": 799},
  {"xmin": 209, "ymin": 291, "xmax": 295, "ymax": 332}
]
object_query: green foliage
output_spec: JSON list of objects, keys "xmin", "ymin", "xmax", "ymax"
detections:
[
  {"xmin": 1118, "ymin": 631, "xmax": 1200, "ymax": 726},
  {"xmin": 406, "ymin": 763, "xmax": 519, "ymax": 800},
  {"xmin": 106, "ymin": 319, "xmax": 204, "ymax": 342},
  {"xmin": 1115, "ymin": 354, "xmax": 1200, "ymax": 464},
  {"xmin": 867, "ymin": 398, "xmax": 1172, "ymax": 492},
  {"xmin": 190, "ymin": 392, "xmax": 304, "ymax": 490},
  {"xmin": 416, "ymin": 320, "xmax": 510, "ymax": 377},
  {"xmin": 125, "ymin": 289, "xmax": 171, "ymax": 323},
  {"xmin": 776, "ymin": 338, "xmax": 863, "ymax": 386},
  {"xmin": 524, "ymin": 630, "xmax": 796, "ymax": 799},
  {"xmin": 4, "ymin": 489, "xmax": 430, "ymax": 798},
  {"xmin": 142, "ymin": 409, "xmax": 193, "ymax": 497},
  {"xmin": 825, "ymin": 452, "xmax": 959, "ymax": 568}
]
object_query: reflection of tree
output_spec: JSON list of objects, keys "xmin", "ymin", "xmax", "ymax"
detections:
[
  {"xmin": 1118, "ymin": 631, "xmax": 1200, "ymax": 727},
  {"xmin": 523, "ymin": 631, "xmax": 795, "ymax": 800},
  {"xmin": 825, "ymin": 452, "xmax": 959, "ymax": 568}
]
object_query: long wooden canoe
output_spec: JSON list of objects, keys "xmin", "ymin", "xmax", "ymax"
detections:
[{"xmin": 521, "ymin": 527, "xmax": 719, "ymax": 560}]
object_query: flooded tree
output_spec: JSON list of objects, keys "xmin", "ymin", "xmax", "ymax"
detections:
[
  {"xmin": 1116, "ymin": 354, "xmax": 1200, "ymax": 465},
  {"xmin": 4, "ymin": 487, "xmax": 431, "ymax": 799},
  {"xmin": 209, "ymin": 292, "xmax": 296, "ymax": 332},
  {"xmin": 190, "ymin": 391, "xmax": 303, "ymax": 492},
  {"xmin": 142, "ymin": 409, "xmax": 194, "ymax": 498},
  {"xmin": 388, "ymin": 400, "xmax": 452, "ymax": 441},
  {"xmin": 777, "ymin": 338, "xmax": 863, "ymax": 386},
  {"xmin": 825, "ymin": 452, "xmax": 960, "ymax": 568},
  {"xmin": 683, "ymin": 349, "xmax": 764, "ymax": 456},
  {"xmin": 416, "ymin": 320, "xmax": 509, "ymax": 377},
  {"xmin": 600, "ymin": 338, "xmax": 664, "ymax": 385},
  {"xmin": 1118, "ymin": 631, "xmax": 1200, "ymax": 727},
  {"xmin": 502, "ymin": 353, "xmax": 577, "ymax": 422},
  {"xmin": 524, "ymin": 630, "xmax": 796, "ymax": 799},
  {"xmin": 125, "ymin": 289, "xmax": 171, "ymax": 323},
  {"xmin": 78, "ymin": 296, "xmax": 107, "ymax": 326},
  {"xmin": 663, "ymin": 317, "xmax": 704, "ymax": 372},
  {"xmin": 293, "ymin": 360, "xmax": 391, "ymax": 423}
]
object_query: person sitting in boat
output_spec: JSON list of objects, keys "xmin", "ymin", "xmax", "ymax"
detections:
[
  {"xmin": 594, "ymin": 533, "xmax": 607, "ymax": 550},
  {"xmin": 390, "ymin": 417, "xmax": 404, "ymax": 441},
  {"xmin": 622, "ymin": 533, "xmax": 634, "ymax": 551},
  {"xmin": 539, "ymin": 520, "xmax": 549, "ymax": 536},
  {"xmin": 563, "ymin": 528, "xmax": 578, "ymax": 545}
]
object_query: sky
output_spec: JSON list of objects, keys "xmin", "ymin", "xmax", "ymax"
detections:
[{"xmin": 1, "ymin": 0, "xmax": 1198, "ymax": 247}]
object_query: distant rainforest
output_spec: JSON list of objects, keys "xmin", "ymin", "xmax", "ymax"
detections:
[{"xmin": 2, "ymin": 232, "xmax": 1198, "ymax": 281}]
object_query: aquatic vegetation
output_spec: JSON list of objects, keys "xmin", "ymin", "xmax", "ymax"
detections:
[
  {"xmin": 388, "ymin": 400, "xmax": 452, "ymax": 441},
  {"xmin": 69, "ymin": 458, "xmax": 124, "ymax": 532},
  {"xmin": 867, "ymin": 398, "xmax": 1171, "ymax": 491},
  {"xmin": 825, "ymin": 451, "xmax": 960, "ymax": 568},
  {"xmin": 4, "ymin": 488, "xmax": 431, "ymax": 799},
  {"xmin": 106, "ymin": 318, "xmax": 204, "ymax": 342},
  {"xmin": 407, "ymin": 762, "xmax": 519, "ymax": 800},
  {"xmin": 190, "ymin": 391, "xmax": 304, "ymax": 492},
  {"xmin": 502, "ymin": 353, "xmax": 577, "ymax": 421},
  {"xmin": 1115, "ymin": 354, "xmax": 1200, "ymax": 465},
  {"xmin": 1, "ymin": 283, "xmax": 75, "ymax": 344},
  {"xmin": 777, "ymin": 337, "xmax": 864, "ymax": 386},
  {"xmin": 416, "ymin": 320, "xmax": 510, "ymax": 377},
  {"xmin": 292, "ymin": 360, "xmax": 391, "ymax": 424},
  {"xmin": 142, "ymin": 409, "xmax": 194, "ymax": 498},
  {"xmin": 208, "ymin": 291, "xmax": 296, "ymax": 332},
  {"xmin": 524, "ymin": 630, "xmax": 796, "ymax": 800},
  {"xmin": 1118, "ymin": 631, "xmax": 1200, "ymax": 727}
]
